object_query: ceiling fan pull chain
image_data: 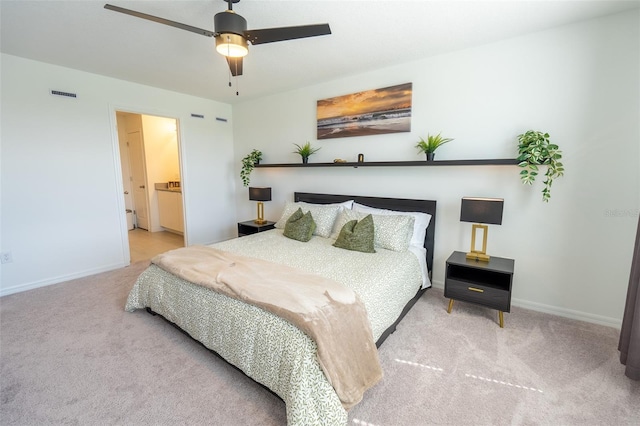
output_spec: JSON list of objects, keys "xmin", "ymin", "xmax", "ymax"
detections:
[
  {"xmin": 227, "ymin": 35, "xmax": 233, "ymax": 88},
  {"xmin": 231, "ymin": 55, "xmax": 239, "ymax": 96}
]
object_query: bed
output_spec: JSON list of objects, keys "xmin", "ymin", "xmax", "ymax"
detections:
[{"xmin": 125, "ymin": 192, "xmax": 437, "ymax": 425}]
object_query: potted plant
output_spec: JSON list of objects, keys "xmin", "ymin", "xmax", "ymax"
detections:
[
  {"xmin": 240, "ymin": 149, "xmax": 262, "ymax": 187},
  {"xmin": 293, "ymin": 142, "xmax": 321, "ymax": 164},
  {"xmin": 416, "ymin": 133, "xmax": 454, "ymax": 161},
  {"xmin": 517, "ymin": 130, "xmax": 564, "ymax": 202}
]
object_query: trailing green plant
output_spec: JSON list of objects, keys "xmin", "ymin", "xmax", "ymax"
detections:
[
  {"xmin": 293, "ymin": 141, "xmax": 321, "ymax": 162},
  {"xmin": 416, "ymin": 133, "xmax": 454, "ymax": 160},
  {"xmin": 240, "ymin": 149, "xmax": 262, "ymax": 187},
  {"xmin": 517, "ymin": 130, "xmax": 564, "ymax": 202}
]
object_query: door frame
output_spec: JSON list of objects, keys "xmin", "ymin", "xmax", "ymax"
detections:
[{"xmin": 108, "ymin": 104, "xmax": 187, "ymax": 265}]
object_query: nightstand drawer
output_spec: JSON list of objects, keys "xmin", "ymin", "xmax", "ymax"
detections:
[{"xmin": 444, "ymin": 278, "xmax": 510, "ymax": 312}]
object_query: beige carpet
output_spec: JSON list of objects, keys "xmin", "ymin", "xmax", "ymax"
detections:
[{"xmin": 1, "ymin": 262, "xmax": 639, "ymax": 425}]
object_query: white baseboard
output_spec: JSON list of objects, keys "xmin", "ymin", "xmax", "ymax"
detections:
[
  {"xmin": 0, "ymin": 262, "xmax": 128, "ymax": 297},
  {"xmin": 510, "ymin": 297, "xmax": 622, "ymax": 329},
  {"xmin": 431, "ymin": 280, "xmax": 621, "ymax": 329}
]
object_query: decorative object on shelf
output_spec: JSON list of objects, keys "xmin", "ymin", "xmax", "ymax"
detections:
[
  {"xmin": 240, "ymin": 149, "xmax": 262, "ymax": 187},
  {"xmin": 516, "ymin": 130, "xmax": 564, "ymax": 202},
  {"xmin": 333, "ymin": 158, "xmax": 347, "ymax": 163},
  {"xmin": 249, "ymin": 186, "xmax": 272, "ymax": 224},
  {"xmin": 416, "ymin": 133, "xmax": 454, "ymax": 161},
  {"xmin": 460, "ymin": 197, "xmax": 504, "ymax": 262},
  {"xmin": 293, "ymin": 142, "xmax": 320, "ymax": 164},
  {"xmin": 358, "ymin": 153, "xmax": 364, "ymax": 163},
  {"xmin": 317, "ymin": 83, "xmax": 412, "ymax": 140}
]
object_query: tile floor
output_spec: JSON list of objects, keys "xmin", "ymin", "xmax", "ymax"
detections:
[{"xmin": 128, "ymin": 228, "xmax": 184, "ymax": 263}]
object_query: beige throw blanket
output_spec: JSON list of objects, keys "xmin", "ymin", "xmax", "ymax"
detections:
[{"xmin": 151, "ymin": 245, "xmax": 383, "ymax": 409}]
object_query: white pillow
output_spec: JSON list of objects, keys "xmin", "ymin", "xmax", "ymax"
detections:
[
  {"xmin": 274, "ymin": 201, "xmax": 342, "ymax": 238},
  {"xmin": 353, "ymin": 202, "xmax": 431, "ymax": 249},
  {"xmin": 294, "ymin": 199, "xmax": 354, "ymax": 209},
  {"xmin": 325, "ymin": 199, "xmax": 354, "ymax": 209},
  {"xmin": 332, "ymin": 209, "xmax": 415, "ymax": 252}
]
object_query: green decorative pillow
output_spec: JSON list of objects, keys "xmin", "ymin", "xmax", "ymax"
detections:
[
  {"xmin": 333, "ymin": 214, "xmax": 376, "ymax": 253},
  {"xmin": 275, "ymin": 201, "xmax": 342, "ymax": 238},
  {"xmin": 331, "ymin": 209, "xmax": 414, "ymax": 252},
  {"xmin": 283, "ymin": 208, "xmax": 316, "ymax": 242}
]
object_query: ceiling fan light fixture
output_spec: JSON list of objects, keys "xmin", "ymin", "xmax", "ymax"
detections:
[
  {"xmin": 104, "ymin": 0, "xmax": 331, "ymax": 79},
  {"xmin": 215, "ymin": 33, "xmax": 248, "ymax": 57}
]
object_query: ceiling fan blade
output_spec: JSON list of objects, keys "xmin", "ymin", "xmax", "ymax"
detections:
[
  {"xmin": 104, "ymin": 4, "xmax": 215, "ymax": 37},
  {"xmin": 244, "ymin": 24, "xmax": 331, "ymax": 45},
  {"xmin": 227, "ymin": 57, "xmax": 243, "ymax": 77}
]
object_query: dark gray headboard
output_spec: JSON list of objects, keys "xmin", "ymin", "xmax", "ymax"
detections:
[{"xmin": 294, "ymin": 192, "xmax": 437, "ymax": 277}]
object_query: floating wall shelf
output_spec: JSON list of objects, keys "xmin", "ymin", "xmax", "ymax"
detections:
[{"xmin": 255, "ymin": 159, "xmax": 519, "ymax": 168}]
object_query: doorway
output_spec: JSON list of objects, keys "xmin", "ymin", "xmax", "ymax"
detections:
[{"xmin": 116, "ymin": 111, "xmax": 185, "ymax": 263}]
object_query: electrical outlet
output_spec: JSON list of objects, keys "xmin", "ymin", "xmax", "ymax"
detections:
[{"xmin": 1, "ymin": 251, "xmax": 13, "ymax": 264}]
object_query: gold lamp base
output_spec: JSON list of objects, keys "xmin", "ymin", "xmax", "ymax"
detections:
[
  {"xmin": 254, "ymin": 201, "xmax": 266, "ymax": 224},
  {"xmin": 466, "ymin": 251, "xmax": 491, "ymax": 262},
  {"xmin": 467, "ymin": 223, "xmax": 490, "ymax": 262}
]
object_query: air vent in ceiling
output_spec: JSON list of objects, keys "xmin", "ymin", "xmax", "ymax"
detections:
[
  {"xmin": 215, "ymin": 117, "xmax": 228, "ymax": 122},
  {"xmin": 50, "ymin": 90, "xmax": 77, "ymax": 99},
  {"xmin": 191, "ymin": 113, "xmax": 204, "ymax": 119}
]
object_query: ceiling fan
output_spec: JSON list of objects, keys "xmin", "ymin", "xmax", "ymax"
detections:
[{"xmin": 104, "ymin": 0, "xmax": 331, "ymax": 78}]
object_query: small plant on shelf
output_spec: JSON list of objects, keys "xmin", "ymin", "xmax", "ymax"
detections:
[
  {"xmin": 516, "ymin": 130, "xmax": 564, "ymax": 202},
  {"xmin": 240, "ymin": 149, "xmax": 262, "ymax": 187},
  {"xmin": 293, "ymin": 142, "xmax": 321, "ymax": 164},
  {"xmin": 416, "ymin": 133, "xmax": 454, "ymax": 161}
]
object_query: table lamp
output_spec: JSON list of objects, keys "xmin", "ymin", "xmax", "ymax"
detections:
[
  {"xmin": 460, "ymin": 197, "xmax": 504, "ymax": 262},
  {"xmin": 249, "ymin": 187, "xmax": 271, "ymax": 225}
]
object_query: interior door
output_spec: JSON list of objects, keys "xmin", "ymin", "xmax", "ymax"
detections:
[{"xmin": 128, "ymin": 131, "xmax": 150, "ymax": 230}]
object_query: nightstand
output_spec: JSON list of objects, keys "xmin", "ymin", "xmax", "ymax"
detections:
[
  {"xmin": 444, "ymin": 251, "xmax": 515, "ymax": 328},
  {"xmin": 237, "ymin": 220, "xmax": 276, "ymax": 237}
]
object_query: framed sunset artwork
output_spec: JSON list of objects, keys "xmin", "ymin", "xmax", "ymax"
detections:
[{"xmin": 316, "ymin": 83, "xmax": 412, "ymax": 140}]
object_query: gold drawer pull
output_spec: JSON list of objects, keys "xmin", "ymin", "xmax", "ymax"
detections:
[{"xmin": 468, "ymin": 287, "xmax": 484, "ymax": 293}]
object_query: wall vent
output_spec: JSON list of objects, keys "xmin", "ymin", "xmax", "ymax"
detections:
[
  {"xmin": 50, "ymin": 90, "xmax": 77, "ymax": 99},
  {"xmin": 215, "ymin": 117, "xmax": 228, "ymax": 122},
  {"xmin": 190, "ymin": 113, "xmax": 204, "ymax": 119}
]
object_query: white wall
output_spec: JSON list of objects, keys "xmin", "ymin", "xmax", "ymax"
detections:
[
  {"xmin": 232, "ymin": 11, "xmax": 640, "ymax": 327},
  {"xmin": 0, "ymin": 54, "xmax": 237, "ymax": 295}
]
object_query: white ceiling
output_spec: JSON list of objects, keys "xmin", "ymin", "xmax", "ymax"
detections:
[{"xmin": 2, "ymin": 0, "xmax": 638, "ymax": 104}]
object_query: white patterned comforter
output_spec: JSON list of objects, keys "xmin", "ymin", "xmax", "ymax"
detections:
[{"xmin": 125, "ymin": 229, "xmax": 423, "ymax": 425}]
